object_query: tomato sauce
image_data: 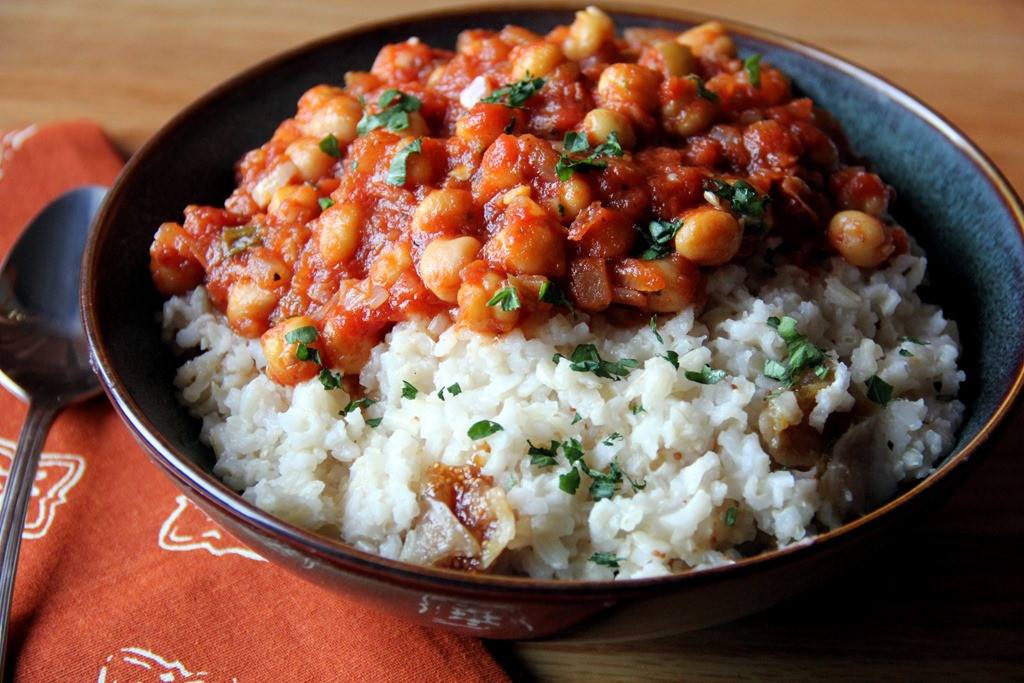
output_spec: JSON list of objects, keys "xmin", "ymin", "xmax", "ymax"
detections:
[{"xmin": 150, "ymin": 10, "xmax": 905, "ymax": 385}]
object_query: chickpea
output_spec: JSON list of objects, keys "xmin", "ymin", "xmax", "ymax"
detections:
[
  {"xmin": 456, "ymin": 263, "xmax": 520, "ymax": 334},
  {"xmin": 660, "ymin": 76, "xmax": 718, "ymax": 138},
  {"xmin": 301, "ymin": 94, "xmax": 363, "ymax": 143},
  {"xmin": 644, "ymin": 254, "xmax": 705, "ymax": 313},
  {"xmin": 149, "ymin": 221, "xmax": 204, "ymax": 296},
  {"xmin": 317, "ymin": 202, "xmax": 362, "ymax": 266},
  {"xmin": 642, "ymin": 40, "xmax": 695, "ymax": 78},
  {"xmin": 676, "ymin": 21, "xmax": 736, "ymax": 60},
  {"xmin": 562, "ymin": 6, "xmax": 615, "ymax": 61},
  {"xmin": 568, "ymin": 202, "xmax": 636, "ymax": 259},
  {"xmin": 580, "ymin": 108, "xmax": 637, "ymax": 150},
  {"xmin": 320, "ymin": 312, "xmax": 378, "ymax": 376},
  {"xmin": 394, "ymin": 137, "xmax": 439, "ymax": 188},
  {"xmin": 510, "ymin": 41, "xmax": 564, "ymax": 80},
  {"xmin": 411, "ymin": 188, "xmax": 476, "ymax": 237},
  {"xmin": 673, "ymin": 205, "xmax": 743, "ymax": 266},
  {"xmin": 369, "ymin": 243, "xmax": 414, "ymax": 289},
  {"xmin": 827, "ymin": 210, "xmax": 894, "ymax": 267},
  {"xmin": 401, "ymin": 111, "xmax": 432, "ymax": 139},
  {"xmin": 261, "ymin": 315, "xmax": 322, "ymax": 385},
  {"xmin": 297, "ymin": 85, "xmax": 346, "ymax": 118},
  {"xmin": 226, "ymin": 278, "xmax": 278, "ymax": 337},
  {"xmin": 555, "ymin": 173, "xmax": 593, "ymax": 221},
  {"xmin": 268, "ymin": 184, "xmax": 320, "ymax": 224},
  {"xmin": 484, "ymin": 196, "xmax": 566, "ymax": 277},
  {"xmin": 418, "ymin": 235, "xmax": 482, "ymax": 302},
  {"xmin": 286, "ymin": 137, "xmax": 335, "ymax": 181},
  {"xmin": 597, "ymin": 63, "xmax": 661, "ymax": 112}
]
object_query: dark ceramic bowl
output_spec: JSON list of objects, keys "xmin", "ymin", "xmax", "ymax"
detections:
[{"xmin": 82, "ymin": 5, "xmax": 1024, "ymax": 640}]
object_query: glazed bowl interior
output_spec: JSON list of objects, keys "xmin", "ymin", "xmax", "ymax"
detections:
[{"xmin": 82, "ymin": 5, "xmax": 1024, "ymax": 640}]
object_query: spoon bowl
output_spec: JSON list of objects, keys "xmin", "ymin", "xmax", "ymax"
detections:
[{"xmin": 0, "ymin": 184, "xmax": 105, "ymax": 673}]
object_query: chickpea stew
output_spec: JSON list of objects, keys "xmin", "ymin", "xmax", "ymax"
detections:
[{"xmin": 149, "ymin": 7, "xmax": 908, "ymax": 386}]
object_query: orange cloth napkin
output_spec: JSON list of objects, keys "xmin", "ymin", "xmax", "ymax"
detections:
[{"xmin": 0, "ymin": 121, "xmax": 510, "ymax": 682}]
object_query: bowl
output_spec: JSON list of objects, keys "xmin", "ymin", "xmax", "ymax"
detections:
[{"xmin": 81, "ymin": 5, "xmax": 1024, "ymax": 640}]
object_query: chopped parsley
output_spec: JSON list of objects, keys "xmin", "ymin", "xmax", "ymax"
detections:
[
  {"xmin": 341, "ymin": 396, "xmax": 377, "ymax": 416},
  {"xmin": 662, "ymin": 349, "xmax": 680, "ymax": 369},
  {"xmin": 764, "ymin": 316, "xmax": 828, "ymax": 385},
  {"xmin": 468, "ymin": 420, "xmax": 504, "ymax": 439},
  {"xmin": 318, "ymin": 133, "xmax": 342, "ymax": 158},
  {"xmin": 865, "ymin": 375, "xmax": 894, "ymax": 408},
  {"xmin": 554, "ymin": 131, "xmax": 624, "ymax": 181},
  {"xmin": 486, "ymin": 285, "xmax": 521, "ymax": 311},
  {"xmin": 285, "ymin": 325, "xmax": 322, "ymax": 364},
  {"xmin": 743, "ymin": 54, "xmax": 762, "ymax": 88},
  {"xmin": 901, "ymin": 336, "xmax": 928, "ymax": 345},
  {"xmin": 685, "ymin": 364, "xmax": 728, "ymax": 385},
  {"xmin": 704, "ymin": 178, "xmax": 771, "ymax": 235},
  {"xmin": 385, "ymin": 137, "xmax": 422, "ymax": 186},
  {"xmin": 401, "ymin": 380, "xmax": 419, "ymax": 400},
  {"xmin": 480, "ymin": 75, "xmax": 546, "ymax": 108},
  {"xmin": 318, "ymin": 196, "xmax": 335, "ymax": 211},
  {"xmin": 602, "ymin": 432, "xmax": 623, "ymax": 446},
  {"xmin": 899, "ymin": 348, "xmax": 914, "ymax": 357},
  {"xmin": 366, "ymin": 417, "xmax": 383, "ymax": 428},
  {"xmin": 222, "ymin": 224, "xmax": 263, "ymax": 258},
  {"xmin": 437, "ymin": 383, "xmax": 462, "ymax": 400},
  {"xmin": 318, "ymin": 368, "xmax": 343, "ymax": 390},
  {"xmin": 637, "ymin": 218, "xmax": 682, "ymax": 260},
  {"xmin": 356, "ymin": 89, "xmax": 422, "ymax": 136},
  {"xmin": 553, "ymin": 343, "xmax": 639, "ymax": 381},
  {"xmin": 590, "ymin": 551, "xmax": 624, "ymax": 568},
  {"xmin": 528, "ymin": 440, "xmax": 562, "ymax": 468},
  {"xmin": 630, "ymin": 402, "xmax": 645, "ymax": 415},
  {"xmin": 725, "ymin": 506, "xmax": 738, "ymax": 526},
  {"xmin": 649, "ymin": 315, "xmax": 664, "ymax": 343},
  {"xmin": 538, "ymin": 280, "xmax": 575, "ymax": 315},
  {"xmin": 688, "ymin": 74, "xmax": 719, "ymax": 102},
  {"xmin": 559, "ymin": 466, "xmax": 582, "ymax": 494}
]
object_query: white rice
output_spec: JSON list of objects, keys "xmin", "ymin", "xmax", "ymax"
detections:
[{"xmin": 162, "ymin": 244, "xmax": 964, "ymax": 579}]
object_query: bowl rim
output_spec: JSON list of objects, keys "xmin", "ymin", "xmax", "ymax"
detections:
[{"xmin": 83, "ymin": 1, "xmax": 1024, "ymax": 598}]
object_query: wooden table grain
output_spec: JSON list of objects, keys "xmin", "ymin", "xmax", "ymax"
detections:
[{"xmin": 2, "ymin": 1, "xmax": 1021, "ymax": 679}]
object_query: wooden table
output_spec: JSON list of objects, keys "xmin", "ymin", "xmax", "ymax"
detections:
[{"xmin": 2, "ymin": 0, "xmax": 1021, "ymax": 678}]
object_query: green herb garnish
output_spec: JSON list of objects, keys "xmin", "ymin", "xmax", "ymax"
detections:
[
  {"xmin": 486, "ymin": 285, "xmax": 521, "ymax": 311},
  {"xmin": 705, "ymin": 178, "xmax": 771, "ymax": 235},
  {"xmin": 688, "ymin": 74, "xmax": 719, "ymax": 102},
  {"xmin": 480, "ymin": 75, "xmax": 546, "ymax": 108},
  {"xmin": 743, "ymin": 54, "xmax": 762, "ymax": 88},
  {"xmin": 637, "ymin": 218, "xmax": 682, "ymax": 260},
  {"xmin": 401, "ymin": 380, "xmax": 419, "ymax": 399},
  {"xmin": 865, "ymin": 375, "xmax": 894, "ymax": 408},
  {"xmin": 468, "ymin": 419, "xmax": 504, "ymax": 439},
  {"xmin": 589, "ymin": 552, "xmax": 624, "ymax": 568},
  {"xmin": 318, "ymin": 133, "xmax": 342, "ymax": 158},
  {"xmin": 538, "ymin": 280, "xmax": 575, "ymax": 315},
  {"xmin": 764, "ymin": 316, "xmax": 828, "ymax": 386},
  {"xmin": 341, "ymin": 396, "xmax": 377, "ymax": 416},
  {"xmin": 554, "ymin": 131, "xmax": 624, "ymax": 181},
  {"xmin": 685, "ymin": 364, "xmax": 728, "ymax": 385},
  {"xmin": 318, "ymin": 368, "xmax": 343, "ymax": 390},
  {"xmin": 285, "ymin": 325, "xmax": 321, "ymax": 364},
  {"xmin": 356, "ymin": 89, "xmax": 422, "ymax": 136},
  {"xmin": 437, "ymin": 382, "xmax": 462, "ymax": 400},
  {"xmin": 318, "ymin": 197, "xmax": 335, "ymax": 211},
  {"xmin": 386, "ymin": 137, "xmax": 422, "ymax": 186},
  {"xmin": 553, "ymin": 343, "xmax": 639, "ymax": 381},
  {"xmin": 725, "ymin": 506, "xmax": 738, "ymax": 526}
]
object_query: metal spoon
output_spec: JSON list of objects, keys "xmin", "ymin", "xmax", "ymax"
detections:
[{"xmin": 0, "ymin": 185, "xmax": 106, "ymax": 671}]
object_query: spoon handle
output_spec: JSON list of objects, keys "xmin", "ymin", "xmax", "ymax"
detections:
[{"xmin": 0, "ymin": 400, "xmax": 60, "ymax": 671}]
